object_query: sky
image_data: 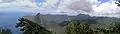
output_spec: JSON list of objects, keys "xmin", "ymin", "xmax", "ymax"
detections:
[
  {"xmin": 56, "ymin": 0, "xmax": 120, "ymax": 18},
  {"xmin": 0, "ymin": 0, "xmax": 119, "ymax": 17},
  {"xmin": 0, "ymin": 0, "xmax": 120, "ymax": 34}
]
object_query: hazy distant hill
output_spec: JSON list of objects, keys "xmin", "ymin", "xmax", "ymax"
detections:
[{"xmin": 23, "ymin": 13, "xmax": 120, "ymax": 27}]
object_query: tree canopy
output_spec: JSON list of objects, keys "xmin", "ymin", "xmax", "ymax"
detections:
[{"xmin": 16, "ymin": 18, "xmax": 52, "ymax": 34}]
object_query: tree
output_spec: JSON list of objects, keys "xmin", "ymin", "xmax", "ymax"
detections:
[
  {"xmin": 65, "ymin": 19, "xmax": 120, "ymax": 34},
  {"xmin": 16, "ymin": 18, "xmax": 52, "ymax": 34},
  {"xmin": 65, "ymin": 20, "xmax": 93, "ymax": 34}
]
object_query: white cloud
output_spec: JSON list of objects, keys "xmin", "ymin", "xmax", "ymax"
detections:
[
  {"xmin": 0, "ymin": 0, "xmax": 17, "ymax": 4},
  {"xmin": 91, "ymin": 1, "xmax": 120, "ymax": 18},
  {"xmin": 39, "ymin": 0, "xmax": 60, "ymax": 9},
  {"xmin": 0, "ymin": 0, "xmax": 43, "ymax": 12},
  {"xmin": 56, "ymin": 0, "xmax": 94, "ymax": 14},
  {"xmin": 75, "ymin": 0, "xmax": 120, "ymax": 18},
  {"xmin": 15, "ymin": 0, "xmax": 41, "ymax": 10},
  {"xmin": 0, "ymin": 0, "xmax": 60, "ymax": 12},
  {"xmin": 53, "ymin": 0, "xmax": 120, "ymax": 18},
  {"xmin": 0, "ymin": 0, "xmax": 2, "ymax": 2},
  {"xmin": 0, "ymin": 0, "xmax": 120, "ymax": 18}
]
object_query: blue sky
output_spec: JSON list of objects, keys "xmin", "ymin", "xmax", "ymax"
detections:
[
  {"xmin": 35, "ymin": 0, "xmax": 45, "ymax": 3},
  {"xmin": 98, "ymin": 0, "xmax": 110, "ymax": 3}
]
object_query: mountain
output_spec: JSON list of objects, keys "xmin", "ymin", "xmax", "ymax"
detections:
[
  {"xmin": 16, "ymin": 13, "xmax": 120, "ymax": 34},
  {"xmin": 22, "ymin": 13, "xmax": 120, "ymax": 27}
]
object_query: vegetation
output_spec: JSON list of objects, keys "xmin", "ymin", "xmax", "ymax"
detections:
[
  {"xmin": 65, "ymin": 20, "xmax": 93, "ymax": 34},
  {"xmin": 0, "ymin": 27, "xmax": 12, "ymax": 34},
  {"xmin": 16, "ymin": 17, "xmax": 120, "ymax": 34},
  {"xmin": 15, "ymin": 18, "xmax": 52, "ymax": 34},
  {"xmin": 65, "ymin": 19, "xmax": 120, "ymax": 34}
]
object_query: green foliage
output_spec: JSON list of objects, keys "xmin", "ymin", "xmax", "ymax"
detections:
[
  {"xmin": 65, "ymin": 20, "xmax": 93, "ymax": 34},
  {"xmin": 16, "ymin": 17, "xmax": 120, "ymax": 34},
  {"xmin": 65, "ymin": 19, "xmax": 120, "ymax": 34},
  {"xmin": 16, "ymin": 18, "xmax": 52, "ymax": 34}
]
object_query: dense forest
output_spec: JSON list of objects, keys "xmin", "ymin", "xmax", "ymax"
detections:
[{"xmin": 65, "ymin": 19, "xmax": 120, "ymax": 34}]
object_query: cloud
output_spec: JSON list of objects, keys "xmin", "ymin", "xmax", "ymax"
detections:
[
  {"xmin": 0, "ymin": 0, "xmax": 60, "ymax": 12},
  {"xmin": 0, "ymin": 0, "xmax": 62, "ymax": 13},
  {"xmin": 91, "ymin": 0, "xmax": 120, "ymax": 18},
  {"xmin": 0, "ymin": 0, "xmax": 16, "ymax": 3},
  {"xmin": 56, "ymin": 0, "xmax": 95, "ymax": 15},
  {"xmin": 0, "ymin": 0, "xmax": 44, "ymax": 12},
  {"xmin": 54, "ymin": 0, "xmax": 120, "ymax": 18},
  {"xmin": 39, "ymin": 0, "xmax": 60, "ymax": 9},
  {"xmin": 58, "ymin": 0, "xmax": 96, "ymax": 13},
  {"xmin": 15, "ymin": 0, "xmax": 41, "ymax": 10},
  {"xmin": 0, "ymin": 0, "xmax": 120, "ymax": 18}
]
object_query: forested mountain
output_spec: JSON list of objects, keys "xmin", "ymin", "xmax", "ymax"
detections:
[{"xmin": 16, "ymin": 14, "xmax": 120, "ymax": 34}]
